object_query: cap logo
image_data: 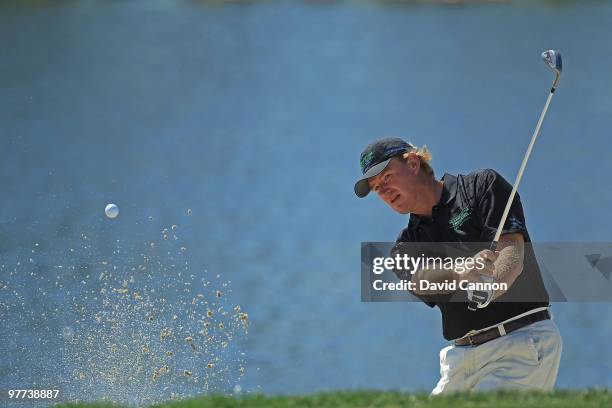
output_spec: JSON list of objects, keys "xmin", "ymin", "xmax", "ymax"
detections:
[
  {"xmin": 360, "ymin": 152, "xmax": 375, "ymax": 173},
  {"xmin": 360, "ymin": 146, "xmax": 410, "ymax": 174}
]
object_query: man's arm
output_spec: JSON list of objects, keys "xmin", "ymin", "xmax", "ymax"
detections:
[
  {"xmin": 410, "ymin": 249, "xmax": 497, "ymax": 296},
  {"xmin": 490, "ymin": 232, "xmax": 524, "ymax": 300},
  {"xmin": 390, "ymin": 241, "xmax": 467, "ymax": 297},
  {"xmin": 409, "ymin": 233, "xmax": 524, "ymax": 297}
]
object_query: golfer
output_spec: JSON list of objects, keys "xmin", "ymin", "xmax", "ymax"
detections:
[{"xmin": 355, "ymin": 137, "xmax": 562, "ymax": 394}]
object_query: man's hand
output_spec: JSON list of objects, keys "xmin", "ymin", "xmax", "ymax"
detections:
[
  {"xmin": 459, "ymin": 234, "xmax": 525, "ymax": 305},
  {"xmin": 455, "ymin": 249, "xmax": 498, "ymax": 284}
]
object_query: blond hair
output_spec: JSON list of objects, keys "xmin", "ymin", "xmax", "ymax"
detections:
[{"xmin": 402, "ymin": 144, "xmax": 434, "ymax": 177}]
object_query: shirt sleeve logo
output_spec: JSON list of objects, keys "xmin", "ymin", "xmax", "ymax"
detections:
[{"xmin": 506, "ymin": 215, "xmax": 525, "ymax": 231}]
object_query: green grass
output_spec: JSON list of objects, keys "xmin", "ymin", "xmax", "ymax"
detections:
[{"xmin": 56, "ymin": 390, "xmax": 612, "ymax": 408}]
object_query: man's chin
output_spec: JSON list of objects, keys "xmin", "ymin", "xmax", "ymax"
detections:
[{"xmin": 390, "ymin": 202, "xmax": 410, "ymax": 214}]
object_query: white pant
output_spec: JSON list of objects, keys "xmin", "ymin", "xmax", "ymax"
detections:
[{"xmin": 431, "ymin": 318, "xmax": 562, "ymax": 395}]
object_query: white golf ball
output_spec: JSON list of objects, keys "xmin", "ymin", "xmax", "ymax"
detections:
[{"xmin": 105, "ymin": 203, "xmax": 119, "ymax": 219}]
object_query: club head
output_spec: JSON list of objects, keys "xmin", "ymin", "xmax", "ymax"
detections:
[
  {"xmin": 542, "ymin": 50, "xmax": 562, "ymax": 89},
  {"xmin": 541, "ymin": 50, "xmax": 562, "ymax": 73}
]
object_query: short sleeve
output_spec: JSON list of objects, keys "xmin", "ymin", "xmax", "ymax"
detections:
[{"xmin": 476, "ymin": 169, "xmax": 529, "ymax": 242}]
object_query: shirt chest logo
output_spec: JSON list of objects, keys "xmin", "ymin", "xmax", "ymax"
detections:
[{"xmin": 449, "ymin": 207, "xmax": 472, "ymax": 230}]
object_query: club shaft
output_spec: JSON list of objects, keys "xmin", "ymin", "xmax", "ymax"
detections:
[{"xmin": 492, "ymin": 89, "xmax": 556, "ymax": 245}]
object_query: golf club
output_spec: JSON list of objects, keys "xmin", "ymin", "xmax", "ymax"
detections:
[{"xmin": 467, "ymin": 49, "xmax": 563, "ymax": 311}]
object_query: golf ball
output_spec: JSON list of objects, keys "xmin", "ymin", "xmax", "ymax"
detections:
[{"xmin": 105, "ymin": 203, "xmax": 119, "ymax": 219}]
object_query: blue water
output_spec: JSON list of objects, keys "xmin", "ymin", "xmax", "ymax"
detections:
[{"xmin": 1, "ymin": 0, "xmax": 612, "ymax": 404}]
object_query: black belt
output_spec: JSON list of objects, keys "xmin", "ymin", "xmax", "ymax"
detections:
[{"xmin": 455, "ymin": 310, "xmax": 550, "ymax": 346}]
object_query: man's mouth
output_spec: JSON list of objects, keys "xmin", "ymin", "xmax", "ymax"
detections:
[{"xmin": 391, "ymin": 194, "xmax": 400, "ymax": 204}]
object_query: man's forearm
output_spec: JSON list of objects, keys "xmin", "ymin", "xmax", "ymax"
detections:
[{"xmin": 491, "ymin": 239, "xmax": 524, "ymax": 300}]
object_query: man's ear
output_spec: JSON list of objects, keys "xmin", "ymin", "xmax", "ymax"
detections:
[{"xmin": 404, "ymin": 152, "xmax": 421, "ymax": 173}]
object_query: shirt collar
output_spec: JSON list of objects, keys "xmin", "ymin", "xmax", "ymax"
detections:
[
  {"xmin": 408, "ymin": 173, "xmax": 458, "ymax": 229},
  {"xmin": 438, "ymin": 173, "xmax": 458, "ymax": 207}
]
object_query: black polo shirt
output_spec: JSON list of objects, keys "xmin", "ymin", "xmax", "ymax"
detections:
[{"xmin": 393, "ymin": 169, "xmax": 549, "ymax": 340}]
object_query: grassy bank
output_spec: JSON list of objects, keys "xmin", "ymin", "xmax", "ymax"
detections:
[{"xmin": 56, "ymin": 390, "xmax": 612, "ymax": 408}]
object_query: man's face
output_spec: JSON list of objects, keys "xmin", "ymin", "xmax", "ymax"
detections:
[{"xmin": 367, "ymin": 156, "xmax": 420, "ymax": 214}]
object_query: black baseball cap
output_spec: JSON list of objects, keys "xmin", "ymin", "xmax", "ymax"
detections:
[{"xmin": 354, "ymin": 138, "xmax": 415, "ymax": 198}]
